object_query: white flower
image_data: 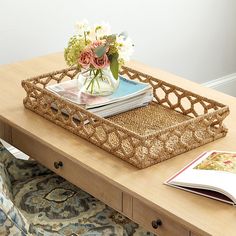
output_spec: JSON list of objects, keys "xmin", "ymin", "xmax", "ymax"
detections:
[
  {"xmin": 117, "ymin": 35, "xmax": 134, "ymax": 61},
  {"xmin": 89, "ymin": 22, "xmax": 111, "ymax": 40},
  {"xmin": 75, "ymin": 19, "xmax": 90, "ymax": 36}
]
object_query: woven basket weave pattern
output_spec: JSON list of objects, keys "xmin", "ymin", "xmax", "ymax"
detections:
[{"xmin": 22, "ymin": 66, "xmax": 229, "ymax": 168}]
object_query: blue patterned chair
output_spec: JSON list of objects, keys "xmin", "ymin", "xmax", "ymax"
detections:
[{"xmin": 0, "ymin": 141, "xmax": 155, "ymax": 236}]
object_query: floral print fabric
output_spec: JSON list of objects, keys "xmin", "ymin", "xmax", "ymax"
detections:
[{"xmin": 0, "ymin": 209, "xmax": 26, "ymax": 236}]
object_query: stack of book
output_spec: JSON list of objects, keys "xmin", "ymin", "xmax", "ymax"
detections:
[{"xmin": 47, "ymin": 75, "xmax": 153, "ymax": 118}]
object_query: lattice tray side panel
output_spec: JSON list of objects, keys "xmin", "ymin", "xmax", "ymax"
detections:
[
  {"xmin": 26, "ymin": 67, "xmax": 80, "ymax": 89},
  {"xmin": 120, "ymin": 66, "xmax": 225, "ymax": 118}
]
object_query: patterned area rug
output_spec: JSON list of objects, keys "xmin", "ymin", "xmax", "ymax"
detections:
[{"xmin": 12, "ymin": 174, "xmax": 154, "ymax": 236}]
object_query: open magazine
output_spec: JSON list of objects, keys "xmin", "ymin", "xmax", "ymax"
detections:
[
  {"xmin": 165, "ymin": 151, "xmax": 236, "ymax": 205},
  {"xmin": 47, "ymin": 76, "xmax": 153, "ymax": 118}
]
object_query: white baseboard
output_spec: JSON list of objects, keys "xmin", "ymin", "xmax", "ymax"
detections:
[{"xmin": 202, "ymin": 73, "xmax": 236, "ymax": 97}]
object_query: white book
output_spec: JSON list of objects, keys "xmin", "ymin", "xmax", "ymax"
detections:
[{"xmin": 165, "ymin": 151, "xmax": 236, "ymax": 205}]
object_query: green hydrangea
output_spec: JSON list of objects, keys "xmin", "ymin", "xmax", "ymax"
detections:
[{"xmin": 64, "ymin": 36, "xmax": 87, "ymax": 67}]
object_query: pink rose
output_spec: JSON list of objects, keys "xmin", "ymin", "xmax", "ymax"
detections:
[
  {"xmin": 91, "ymin": 54, "xmax": 110, "ymax": 69},
  {"xmin": 91, "ymin": 40, "xmax": 105, "ymax": 49},
  {"xmin": 91, "ymin": 40, "xmax": 109, "ymax": 54},
  {"xmin": 78, "ymin": 49, "xmax": 93, "ymax": 69}
]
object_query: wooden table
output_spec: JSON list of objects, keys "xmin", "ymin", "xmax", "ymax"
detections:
[{"xmin": 0, "ymin": 53, "xmax": 236, "ymax": 236}]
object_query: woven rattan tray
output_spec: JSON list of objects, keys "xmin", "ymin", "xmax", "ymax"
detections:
[{"xmin": 22, "ymin": 66, "xmax": 230, "ymax": 168}]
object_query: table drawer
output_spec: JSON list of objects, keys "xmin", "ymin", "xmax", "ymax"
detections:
[
  {"xmin": 11, "ymin": 128, "xmax": 122, "ymax": 212},
  {"xmin": 133, "ymin": 198, "xmax": 189, "ymax": 236}
]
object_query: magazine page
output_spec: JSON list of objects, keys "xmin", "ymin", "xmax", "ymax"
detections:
[
  {"xmin": 166, "ymin": 151, "xmax": 236, "ymax": 204},
  {"xmin": 46, "ymin": 76, "xmax": 151, "ymax": 109}
]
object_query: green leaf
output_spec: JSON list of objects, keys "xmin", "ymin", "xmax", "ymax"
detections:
[
  {"xmin": 110, "ymin": 53, "xmax": 119, "ymax": 80},
  {"xmin": 94, "ymin": 45, "xmax": 107, "ymax": 58},
  {"xmin": 106, "ymin": 34, "xmax": 116, "ymax": 43}
]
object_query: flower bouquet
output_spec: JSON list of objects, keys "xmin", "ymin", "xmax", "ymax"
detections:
[{"xmin": 64, "ymin": 20, "xmax": 134, "ymax": 96}]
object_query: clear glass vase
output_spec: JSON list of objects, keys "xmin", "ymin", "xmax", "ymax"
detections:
[{"xmin": 77, "ymin": 68, "xmax": 119, "ymax": 96}]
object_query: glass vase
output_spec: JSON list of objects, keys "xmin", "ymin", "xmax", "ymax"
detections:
[{"xmin": 77, "ymin": 68, "xmax": 119, "ymax": 96}]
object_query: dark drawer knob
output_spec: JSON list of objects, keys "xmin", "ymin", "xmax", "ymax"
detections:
[
  {"xmin": 151, "ymin": 219, "xmax": 162, "ymax": 229},
  {"xmin": 54, "ymin": 161, "xmax": 63, "ymax": 169}
]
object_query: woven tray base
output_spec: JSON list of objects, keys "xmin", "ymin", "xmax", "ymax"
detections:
[{"xmin": 108, "ymin": 102, "xmax": 190, "ymax": 135}]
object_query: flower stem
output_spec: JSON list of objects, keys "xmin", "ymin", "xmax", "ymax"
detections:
[
  {"xmin": 95, "ymin": 77, "xmax": 100, "ymax": 89},
  {"xmin": 84, "ymin": 31, "xmax": 87, "ymax": 44},
  {"xmin": 86, "ymin": 69, "xmax": 100, "ymax": 93}
]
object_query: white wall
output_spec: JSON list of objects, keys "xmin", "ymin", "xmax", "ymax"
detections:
[{"xmin": 0, "ymin": 0, "xmax": 236, "ymax": 84}]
